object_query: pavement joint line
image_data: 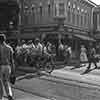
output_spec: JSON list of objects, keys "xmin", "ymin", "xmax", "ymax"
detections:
[
  {"xmin": 16, "ymin": 71, "xmax": 100, "ymax": 90},
  {"xmin": 16, "ymin": 66, "xmax": 100, "ymax": 89},
  {"xmin": 12, "ymin": 85, "xmax": 52, "ymax": 100},
  {"xmin": 39, "ymin": 74, "xmax": 100, "ymax": 90},
  {"xmin": 16, "ymin": 73, "xmax": 36, "ymax": 81},
  {"xmin": 41, "ymin": 72, "xmax": 100, "ymax": 90},
  {"xmin": 16, "ymin": 70, "xmax": 100, "ymax": 90}
]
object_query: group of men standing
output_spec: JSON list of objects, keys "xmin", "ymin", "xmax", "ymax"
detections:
[{"xmin": 15, "ymin": 38, "xmax": 55, "ymax": 66}]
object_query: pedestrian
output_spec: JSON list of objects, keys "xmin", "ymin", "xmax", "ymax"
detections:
[
  {"xmin": 80, "ymin": 45, "xmax": 88, "ymax": 66},
  {"xmin": 34, "ymin": 38, "xmax": 43, "ymax": 74},
  {"xmin": 84, "ymin": 45, "xmax": 98, "ymax": 73},
  {"xmin": 58, "ymin": 41, "xmax": 64, "ymax": 60},
  {"xmin": 64, "ymin": 45, "xmax": 72, "ymax": 64},
  {"xmin": 0, "ymin": 34, "xmax": 15, "ymax": 100}
]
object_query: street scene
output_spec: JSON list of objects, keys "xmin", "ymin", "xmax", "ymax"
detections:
[{"xmin": 1, "ymin": 0, "xmax": 100, "ymax": 100}]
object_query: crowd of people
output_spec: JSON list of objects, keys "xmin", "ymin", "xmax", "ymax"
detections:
[
  {"xmin": 13, "ymin": 39, "xmax": 72, "ymax": 66},
  {"xmin": 0, "ymin": 33, "xmax": 100, "ymax": 100}
]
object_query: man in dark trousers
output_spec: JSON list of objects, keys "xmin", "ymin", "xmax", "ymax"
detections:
[
  {"xmin": 0, "ymin": 34, "xmax": 15, "ymax": 100},
  {"xmin": 83, "ymin": 44, "xmax": 98, "ymax": 73}
]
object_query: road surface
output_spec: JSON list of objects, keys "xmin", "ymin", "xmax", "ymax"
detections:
[{"xmin": 2, "ymin": 63, "xmax": 100, "ymax": 100}]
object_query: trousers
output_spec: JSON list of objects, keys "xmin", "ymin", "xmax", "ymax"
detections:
[{"xmin": 0, "ymin": 65, "xmax": 13, "ymax": 99}]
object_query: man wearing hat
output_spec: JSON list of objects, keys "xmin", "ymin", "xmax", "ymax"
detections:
[{"xmin": 0, "ymin": 34, "xmax": 15, "ymax": 100}]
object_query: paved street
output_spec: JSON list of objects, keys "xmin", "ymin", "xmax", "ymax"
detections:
[
  {"xmin": 4, "ymin": 62, "xmax": 99, "ymax": 100},
  {"xmin": 2, "ymin": 62, "xmax": 100, "ymax": 100}
]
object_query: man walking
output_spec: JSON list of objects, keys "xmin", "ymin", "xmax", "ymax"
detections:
[
  {"xmin": 83, "ymin": 44, "xmax": 98, "ymax": 73},
  {"xmin": 0, "ymin": 34, "xmax": 15, "ymax": 100}
]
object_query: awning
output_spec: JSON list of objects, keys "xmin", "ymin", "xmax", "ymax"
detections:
[{"xmin": 74, "ymin": 34, "xmax": 96, "ymax": 41}]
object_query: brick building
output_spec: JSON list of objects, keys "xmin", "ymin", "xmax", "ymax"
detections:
[{"xmin": 17, "ymin": 0, "xmax": 96, "ymax": 56}]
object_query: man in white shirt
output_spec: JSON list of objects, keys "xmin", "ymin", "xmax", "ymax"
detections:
[{"xmin": 34, "ymin": 38, "xmax": 43, "ymax": 55}]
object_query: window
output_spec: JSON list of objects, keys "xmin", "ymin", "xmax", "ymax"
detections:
[
  {"xmin": 39, "ymin": 3, "xmax": 42, "ymax": 16},
  {"xmin": 67, "ymin": 2, "xmax": 71, "ymax": 23},
  {"xmin": 72, "ymin": 13, "xmax": 75, "ymax": 24},
  {"xmin": 84, "ymin": 12, "xmax": 87, "ymax": 27},
  {"xmin": 72, "ymin": 4, "xmax": 76, "ymax": 24},
  {"xmin": 48, "ymin": 3, "xmax": 51, "ymax": 16},
  {"xmin": 59, "ymin": 3, "xmax": 65, "ymax": 16},
  {"xmin": 31, "ymin": 4, "xmax": 35, "ymax": 24},
  {"xmin": 24, "ymin": 6, "xmax": 29, "ymax": 24},
  {"xmin": 88, "ymin": 14, "xmax": 90, "ymax": 27},
  {"xmin": 77, "ymin": 7, "xmax": 80, "ymax": 26},
  {"xmin": 97, "ymin": 14, "xmax": 100, "ymax": 30},
  {"xmin": 81, "ymin": 15, "xmax": 83, "ymax": 26},
  {"xmin": 68, "ymin": 7, "xmax": 71, "ymax": 22},
  {"xmin": 81, "ymin": 9, "xmax": 84, "ymax": 26},
  {"xmin": 55, "ymin": 4, "xmax": 58, "ymax": 16}
]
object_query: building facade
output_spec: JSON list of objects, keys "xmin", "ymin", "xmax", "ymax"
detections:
[
  {"xmin": 93, "ymin": 6, "xmax": 100, "ymax": 40},
  {"xmin": 18, "ymin": 0, "xmax": 96, "ymax": 36},
  {"xmin": 17, "ymin": 0, "xmax": 96, "ymax": 57}
]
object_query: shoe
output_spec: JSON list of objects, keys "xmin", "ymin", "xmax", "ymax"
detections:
[{"xmin": 8, "ymin": 95, "xmax": 14, "ymax": 100}]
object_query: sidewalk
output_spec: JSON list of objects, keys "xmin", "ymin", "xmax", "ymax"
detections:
[
  {"xmin": 17, "ymin": 63, "xmax": 100, "ymax": 88},
  {"xmin": 3, "ymin": 87, "xmax": 50, "ymax": 100},
  {"xmin": 15, "ymin": 64, "xmax": 100, "ymax": 100},
  {"xmin": 52, "ymin": 68, "xmax": 100, "ymax": 87}
]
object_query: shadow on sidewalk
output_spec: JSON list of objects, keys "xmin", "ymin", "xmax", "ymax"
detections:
[
  {"xmin": 70, "ymin": 64, "xmax": 86, "ymax": 70},
  {"xmin": 81, "ymin": 68, "xmax": 96, "ymax": 75}
]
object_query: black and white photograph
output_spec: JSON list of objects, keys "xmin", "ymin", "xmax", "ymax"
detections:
[{"xmin": 0, "ymin": 0, "xmax": 100, "ymax": 100}]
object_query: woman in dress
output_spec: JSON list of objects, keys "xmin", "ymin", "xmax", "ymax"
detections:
[{"xmin": 80, "ymin": 45, "xmax": 88, "ymax": 66}]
